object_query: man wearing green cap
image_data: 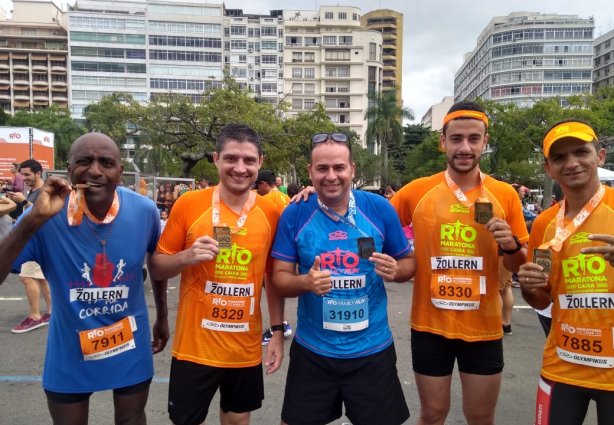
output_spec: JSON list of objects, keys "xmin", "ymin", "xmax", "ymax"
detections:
[{"xmin": 519, "ymin": 119, "xmax": 614, "ymax": 425}]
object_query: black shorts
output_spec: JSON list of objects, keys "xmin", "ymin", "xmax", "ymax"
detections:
[
  {"xmin": 411, "ymin": 329, "xmax": 504, "ymax": 376},
  {"xmin": 168, "ymin": 358, "xmax": 264, "ymax": 425},
  {"xmin": 44, "ymin": 378, "xmax": 152, "ymax": 404},
  {"xmin": 281, "ymin": 340, "xmax": 410, "ymax": 425},
  {"xmin": 547, "ymin": 378, "xmax": 614, "ymax": 425}
]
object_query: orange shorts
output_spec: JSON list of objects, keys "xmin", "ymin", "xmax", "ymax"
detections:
[{"xmin": 498, "ymin": 257, "xmax": 512, "ymax": 291}]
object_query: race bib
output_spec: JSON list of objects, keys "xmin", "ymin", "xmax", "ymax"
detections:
[
  {"xmin": 202, "ymin": 281, "xmax": 254, "ymax": 332},
  {"xmin": 322, "ymin": 295, "xmax": 368, "ymax": 332},
  {"xmin": 555, "ymin": 321, "xmax": 614, "ymax": 368},
  {"xmin": 430, "ymin": 274, "xmax": 484, "ymax": 310},
  {"xmin": 78, "ymin": 316, "xmax": 136, "ymax": 361}
]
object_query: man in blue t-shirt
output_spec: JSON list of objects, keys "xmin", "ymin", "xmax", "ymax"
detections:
[
  {"xmin": 270, "ymin": 132, "xmax": 415, "ymax": 425},
  {"xmin": 0, "ymin": 133, "xmax": 169, "ymax": 425}
]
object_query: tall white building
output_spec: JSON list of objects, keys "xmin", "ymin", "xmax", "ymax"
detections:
[
  {"xmin": 223, "ymin": 8, "xmax": 284, "ymax": 105},
  {"xmin": 68, "ymin": 0, "xmax": 225, "ymax": 119},
  {"xmin": 67, "ymin": 2, "xmax": 385, "ymax": 147},
  {"xmin": 455, "ymin": 12, "xmax": 594, "ymax": 107},
  {"xmin": 282, "ymin": 7, "xmax": 383, "ymax": 148},
  {"xmin": 594, "ymin": 29, "xmax": 614, "ymax": 92}
]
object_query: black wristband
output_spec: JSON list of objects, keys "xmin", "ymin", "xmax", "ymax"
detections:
[
  {"xmin": 270, "ymin": 324, "xmax": 285, "ymax": 333},
  {"xmin": 501, "ymin": 235, "xmax": 522, "ymax": 255}
]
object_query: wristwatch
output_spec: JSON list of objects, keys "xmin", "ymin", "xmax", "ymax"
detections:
[
  {"xmin": 270, "ymin": 324, "xmax": 285, "ymax": 333},
  {"xmin": 501, "ymin": 236, "xmax": 522, "ymax": 255}
]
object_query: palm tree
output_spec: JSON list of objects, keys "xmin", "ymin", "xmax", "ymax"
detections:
[{"xmin": 364, "ymin": 90, "xmax": 413, "ymax": 186}]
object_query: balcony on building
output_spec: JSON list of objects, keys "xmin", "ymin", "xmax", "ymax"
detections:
[
  {"xmin": 11, "ymin": 59, "xmax": 29, "ymax": 71},
  {"xmin": 0, "ymin": 73, "xmax": 9, "ymax": 84},
  {"xmin": 0, "ymin": 90, "xmax": 10, "ymax": 100},
  {"xmin": 0, "ymin": 54, "xmax": 9, "ymax": 70},
  {"xmin": 50, "ymin": 58, "xmax": 67, "ymax": 72},
  {"xmin": 33, "ymin": 92, "xmax": 49, "ymax": 102},
  {"xmin": 31, "ymin": 57, "xmax": 49, "ymax": 72},
  {"xmin": 51, "ymin": 76, "xmax": 67, "ymax": 87}
]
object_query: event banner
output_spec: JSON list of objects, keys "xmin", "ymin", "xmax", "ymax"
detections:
[{"xmin": 0, "ymin": 127, "xmax": 54, "ymax": 179}]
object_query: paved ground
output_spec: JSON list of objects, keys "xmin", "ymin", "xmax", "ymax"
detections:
[{"xmin": 0, "ymin": 273, "xmax": 597, "ymax": 424}]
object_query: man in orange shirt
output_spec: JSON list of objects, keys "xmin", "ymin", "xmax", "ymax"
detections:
[
  {"xmin": 255, "ymin": 170, "xmax": 290, "ymax": 213},
  {"xmin": 150, "ymin": 124, "xmax": 285, "ymax": 425},
  {"xmin": 391, "ymin": 101, "xmax": 528, "ymax": 425},
  {"xmin": 254, "ymin": 169, "xmax": 294, "ymax": 344},
  {"xmin": 519, "ymin": 119, "xmax": 614, "ymax": 425}
]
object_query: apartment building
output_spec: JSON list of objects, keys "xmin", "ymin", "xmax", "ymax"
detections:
[
  {"xmin": 223, "ymin": 8, "xmax": 284, "ymax": 105},
  {"xmin": 0, "ymin": 0, "xmax": 68, "ymax": 115},
  {"xmin": 455, "ymin": 12, "xmax": 594, "ymax": 107},
  {"xmin": 283, "ymin": 6, "xmax": 383, "ymax": 148},
  {"xmin": 67, "ymin": 0, "xmax": 225, "ymax": 120},
  {"xmin": 361, "ymin": 9, "xmax": 402, "ymax": 104},
  {"xmin": 594, "ymin": 29, "xmax": 614, "ymax": 92},
  {"xmin": 421, "ymin": 96, "xmax": 454, "ymax": 132}
]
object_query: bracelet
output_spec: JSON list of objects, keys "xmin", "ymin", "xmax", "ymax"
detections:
[
  {"xmin": 501, "ymin": 236, "xmax": 522, "ymax": 255},
  {"xmin": 270, "ymin": 324, "xmax": 285, "ymax": 333}
]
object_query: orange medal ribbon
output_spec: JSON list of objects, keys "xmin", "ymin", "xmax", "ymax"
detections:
[
  {"xmin": 539, "ymin": 185, "xmax": 605, "ymax": 252},
  {"xmin": 444, "ymin": 170, "xmax": 490, "ymax": 207},
  {"xmin": 67, "ymin": 189, "xmax": 120, "ymax": 226},
  {"xmin": 212, "ymin": 186, "xmax": 256, "ymax": 234}
]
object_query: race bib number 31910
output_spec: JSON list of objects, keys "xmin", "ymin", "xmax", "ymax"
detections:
[{"xmin": 323, "ymin": 296, "xmax": 369, "ymax": 332}]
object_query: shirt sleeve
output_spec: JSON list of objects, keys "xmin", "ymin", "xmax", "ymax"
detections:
[
  {"xmin": 270, "ymin": 204, "xmax": 299, "ymax": 264},
  {"xmin": 377, "ymin": 197, "xmax": 411, "ymax": 259}
]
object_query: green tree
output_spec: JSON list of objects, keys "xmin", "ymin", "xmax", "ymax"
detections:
[
  {"xmin": 83, "ymin": 93, "xmax": 140, "ymax": 147},
  {"xmin": 402, "ymin": 132, "xmax": 446, "ymax": 183},
  {"xmin": 364, "ymin": 90, "xmax": 414, "ymax": 186}
]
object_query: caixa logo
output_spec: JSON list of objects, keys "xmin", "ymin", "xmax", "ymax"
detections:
[
  {"xmin": 440, "ymin": 220, "xmax": 477, "ymax": 242},
  {"xmin": 320, "ymin": 248, "xmax": 359, "ymax": 270},
  {"xmin": 562, "ymin": 254, "xmax": 606, "ymax": 277}
]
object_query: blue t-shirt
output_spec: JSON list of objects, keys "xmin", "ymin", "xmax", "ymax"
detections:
[
  {"xmin": 271, "ymin": 190, "xmax": 410, "ymax": 358},
  {"xmin": 13, "ymin": 187, "xmax": 160, "ymax": 393}
]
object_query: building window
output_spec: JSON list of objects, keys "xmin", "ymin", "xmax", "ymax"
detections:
[
  {"xmin": 304, "ymin": 83, "xmax": 315, "ymax": 94},
  {"xmin": 292, "ymin": 52, "xmax": 302, "ymax": 62},
  {"xmin": 292, "ymin": 98, "xmax": 302, "ymax": 109},
  {"xmin": 304, "ymin": 68, "xmax": 315, "ymax": 79},
  {"xmin": 304, "ymin": 52, "xmax": 315, "ymax": 62},
  {"xmin": 261, "ymin": 27, "xmax": 277, "ymax": 36},
  {"xmin": 292, "ymin": 67, "xmax": 302, "ymax": 78},
  {"xmin": 324, "ymin": 12, "xmax": 333, "ymax": 19},
  {"xmin": 230, "ymin": 26, "xmax": 246, "ymax": 36},
  {"xmin": 304, "ymin": 99, "xmax": 315, "ymax": 109},
  {"xmin": 339, "ymin": 36, "xmax": 352, "ymax": 46},
  {"xmin": 292, "ymin": 83, "xmax": 302, "ymax": 94},
  {"xmin": 323, "ymin": 36, "xmax": 336, "ymax": 46},
  {"xmin": 325, "ymin": 49, "xmax": 350, "ymax": 61},
  {"xmin": 338, "ymin": 12, "xmax": 347, "ymax": 19},
  {"xmin": 369, "ymin": 43, "xmax": 377, "ymax": 61}
]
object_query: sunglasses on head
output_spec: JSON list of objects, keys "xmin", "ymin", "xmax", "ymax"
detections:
[{"xmin": 311, "ymin": 133, "xmax": 349, "ymax": 145}]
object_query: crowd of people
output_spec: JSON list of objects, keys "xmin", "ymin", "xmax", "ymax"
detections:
[{"xmin": 0, "ymin": 101, "xmax": 613, "ymax": 425}]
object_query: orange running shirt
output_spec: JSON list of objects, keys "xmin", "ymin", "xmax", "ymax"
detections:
[
  {"xmin": 158, "ymin": 187, "xmax": 279, "ymax": 368},
  {"xmin": 263, "ymin": 187, "xmax": 290, "ymax": 214},
  {"xmin": 529, "ymin": 186, "xmax": 614, "ymax": 391},
  {"xmin": 391, "ymin": 172, "xmax": 528, "ymax": 341}
]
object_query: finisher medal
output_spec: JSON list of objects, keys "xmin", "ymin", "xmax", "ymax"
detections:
[
  {"xmin": 214, "ymin": 226, "xmax": 232, "ymax": 249},
  {"xmin": 474, "ymin": 201, "xmax": 493, "ymax": 224},
  {"xmin": 533, "ymin": 248, "xmax": 552, "ymax": 273},
  {"xmin": 357, "ymin": 237, "xmax": 375, "ymax": 259}
]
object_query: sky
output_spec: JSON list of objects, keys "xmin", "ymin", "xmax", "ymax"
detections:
[{"xmin": 1, "ymin": 0, "xmax": 613, "ymax": 121}]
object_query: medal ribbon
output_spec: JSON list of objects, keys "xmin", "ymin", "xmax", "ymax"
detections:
[
  {"xmin": 316, "ymin": 191, "xmax": 369, "ymax": 237},
  {"xmin": 212, "ymin": 185, "xmax": 256, "ymax": 234},
  {"xmin": 444, "ymin": 170, "xmax": 490, "ymax": 207},
  {"xmin": 539, "ymin": 184, "xmax": 605, "ymax": 252},
  {"xmin": 67, "ymin": 189, "xmax": 120, "ymax": 226}
]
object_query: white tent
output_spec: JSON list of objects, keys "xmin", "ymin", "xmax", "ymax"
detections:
[{"xmin": 598, "ymin": 167, "xmax": 614, "ymax": 181}]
